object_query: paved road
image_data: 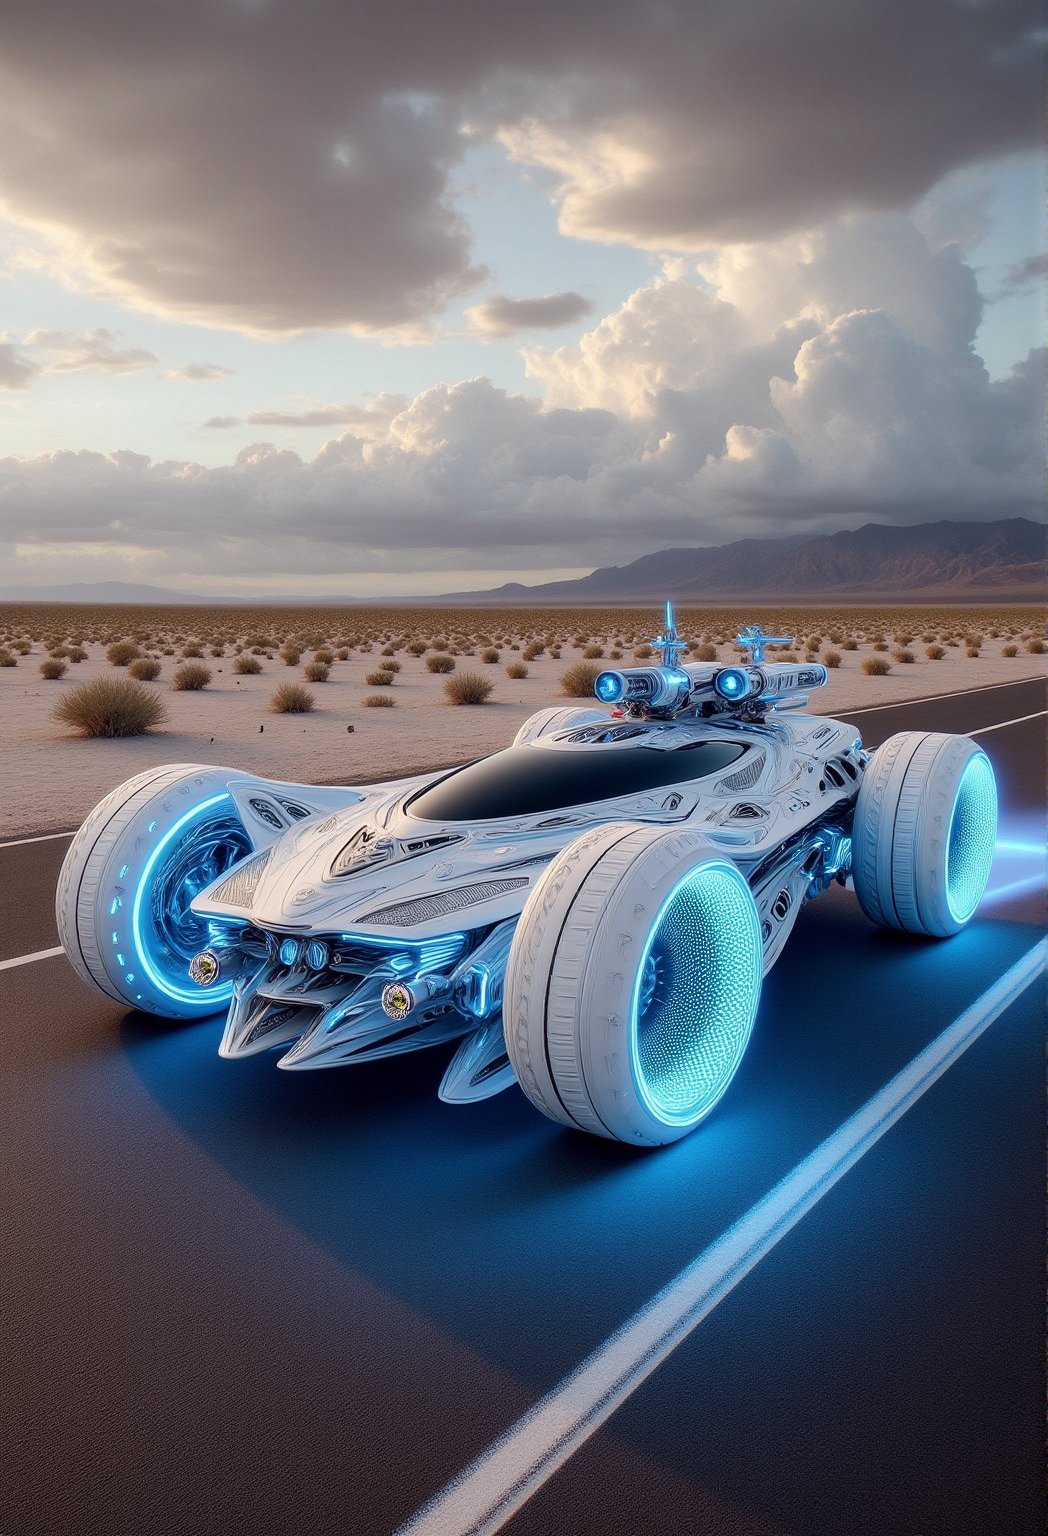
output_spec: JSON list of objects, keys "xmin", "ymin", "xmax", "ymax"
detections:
[{"xmin": 2, "ymin": 678, "xmax": 1044, "ymax": 1536}]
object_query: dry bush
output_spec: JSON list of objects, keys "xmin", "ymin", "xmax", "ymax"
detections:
[
  {"xmin": 406, "ymin": 641, "xmax": 427, "ymax": 656},
  {"xmin": 171, "ymin": 662, "xmax": 212, "ymax": 691},
  {"xmin": 381, "ymin": 645, "xmax": 397, "ymax": 657},
  {"xmin": 892, "ymin": 649, "xmax": 916, "ymax": 664},
  {"xmin": 924, "ymin": 645, "xmax": 945, "ymax": 660},
  {"xmin": 862, "ymin": 657, "xmax": 892, "ymax": 676},
  {"xmin": 304, "ymin": 661, "xmax": 330, "ymax": 682},
  {"xmin": 692, "ymin": 643, "xmax": 718, "ymax": 661},
  {"xmin": 561, "ymin": 661, "xmax": 602, "ymax": 697},
  {"xmin": 444, "ymin": 671, "xmax": 494, "ymax": 705},
  {"xmin": 128, "ymin": 657, "xmax": 162, "ymax": 681},
  {"xmin": 107, "ymin": 640, "xmax": 141, "ymax": 666},
  {"xmin": 66, "ymin": 645, "xmax": 88, "ymax": 662},
  {"xmin": 841, "ymin": 638, "xmax": 858, "ymax": 650},
  {"xmin": 336, "ymin": 648, "xmax": 350, "ymax": 661},
  {"xmin": 1001, "ymin": 644, "xmax": 1019, "ymax": 657},
  {"xmin": 362, "ymin": 692, "xmax": 395, "ymax": 707},
  {"xmin": 378, "ymin": 659, "xmax": 401, "ymax": 673},
  {"xmin": 481, "ymin": 648, "xmax": 501, "ymax": 664},
  {"xmin": 824, "ymin": 650, "xmax": 842, "ymax": 667},
  {"xmin": 233, "ymin": 655, "xmax": 263, "ymax": 674},
  {"xmin": 0, "ymin": 649, "xmax": 15, "ymax": 667},
  {"xmin": 39, "ymin": 657, "xmax": 67, "ymax": 679},
  {"xmin": 313, "ymin": 648, "xmax": 334, "ymax": 665},
  {"xmin": 872, "ymin": 641, "xmax": 889, "ymax": 652},
  {"xmin": 13, "ymin": 640, "xmax": 31, "ymax": 654},
  {"xmin": 281, "ymin": 648, "xmax": 301, "ymax": 666},
  {"xmin": 270, "ymin": 682, "xmax": 315, "ymax": 713},
  {"xmin": 365, "ymin": 670, "xmax": 394, "ymax": 686},
  {"xmin": 523, "ymin": 642, "xmax": 544, "ymax": 660},
  {"xmin": 506, "ymin": 661, "xmax": 529, "ymax": 679},
  {"xmin": 182, "ymin": 643, "xmax": 204, "ymax": 657},
  {"xmin": 1025, "ymin": 638, "xmax": 1046, "ymax": 654},
  {"xmin": 965, "ymin": 646, "xmax": 980, "ymax": 658},
  {"xmin": 53, "ymin": 677, "xmax": 168, "ymax": 737},
  {"xmin": 426, "ymin": 654, "xmax": 455, "ymax": 673},
  {"xmin": 633, "ymin": 644, "xmax": 653, "ymax": 659}
]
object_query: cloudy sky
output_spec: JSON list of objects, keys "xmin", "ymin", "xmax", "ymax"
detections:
[{"xmin": 0, "ymin": 0, "xmax": 1042, "ymax": 595}]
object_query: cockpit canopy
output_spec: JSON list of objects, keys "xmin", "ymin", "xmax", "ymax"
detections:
[{"xmin": 405, "ymin": 740, "xmax": 747, "ymax": 823}]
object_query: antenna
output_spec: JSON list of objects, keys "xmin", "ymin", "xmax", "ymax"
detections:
[
  {"xmin": 734, "ymin": 624, "xmax": 794, "ymax": 665},
  {"xmin": 652, "ymin": 599, "xmax": 690, "ymax": 669}
]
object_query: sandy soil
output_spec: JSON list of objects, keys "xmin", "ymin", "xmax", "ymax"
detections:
[{"xmin": 0, "ymin": 639, "xmax": 1043, "ymax": 837}]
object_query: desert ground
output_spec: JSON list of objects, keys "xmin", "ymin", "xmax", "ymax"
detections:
[{"xmin": 0, "ymin": 602, "xmax": 1043, "ymax": 837}]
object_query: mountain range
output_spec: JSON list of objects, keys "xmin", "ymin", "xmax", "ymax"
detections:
[{"xmin": 0, "ymin": 518, "xmax": 1042, "ymax": 605}]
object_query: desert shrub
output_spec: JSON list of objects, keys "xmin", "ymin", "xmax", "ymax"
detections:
[
  {"xmin": 692, "ymin": 643, "xmax": 718, "ymax": 662},
  {"xmin": 1001, "ymin": 644, "xmax": 1019, "ymax": 657},
  {"xmin": 336, "ymin": 648, "xmax": 350, "ymax": 661},
  {"xmin": 561, "ymin": 661, "xmax": 602, "ymax": 698},
  {"xmin": 39, "ymin": 657, "xmax": 67, "ymax": 679},
  {"xmin": 823, "ymin": 650, "xmax": 842, "ymax": 668},
  {"xmin": 862, "ymin": 657, "xmax": 892, "ymax": 676},
  {"xmin": 506, "ymin": 661, "xmax": 529, "ymax": 679},
  {"xmin": 13, "ymin": 640, "xmax": 31, "ymax": 654},
  {"xmin": 128, "ymin": 658, "xmax": 162, "ymax": 681},
  {"xmin": 1025, "ymin": 638, "xmax": 1046, "ymax": 654},
  {"xmin": 182, "ymin": 643, "xmax": 204, "ymax": 657},
  {"xmin": 582, "ymin": 644, "xmax": 604, "ymax": 659},
  {"xmin": 965, "ymin": 634, "xmax": 983, "ymax": 650},
  {"xmin": 429, "ymin": 637, "xmax": 449, "ymax": 651},
  {"xmin": 872, "ymin": 641, "xmax": 889, "ymax": 652},
  {"xmin": 270, "ymin": 682, "xmax": 315, "ymax": 713},
  {"xmin": 210, "ymin": 645, "xmax": 225, "ymax": 657},
  {"xmin": 365, "ymin": 670, "xmax": 394, "ymax": 686},
  {"xmin": 481, "ymin": 648, "xmax": 501, "ymax": 664},
  {"xmin": 107, "ymin": 640, "xmax": 141, "ymax": 666},
  {"xmin": 281, "ymin": 648, "xmax": 302, "ymax": 666},
  {"xmin": 633, "ymin": 644, "xmax": 653, "ymax": 659},
  {"xmin": 609, "ymin": 648, "xmax": 623, "ymax": 659},
  {"xmin": 53, "ymin": 677, "xmax": 168, "ymax": 737},
  {"xmin": 805, "ymin": 635, "xmax": 822, "ymax": 651},
  {"xmin": 233, "ymin": 655, "xmax": 263, "ymax": 674},
  {"xmin": 841, "ymin": 638, "xmax": 858, "ymax": 650},
  {"xmin": 965, "ymin": 646, "xmax": 980, "ymax": 658},
  {"xmin": 304, "ymin": 661, "xmax": 330, "ymax": 682},
  {"xmin": 893, "ymin": 633, "xmax": 913, "ymax": 647},
  {"xmin": 378, "ymin": 659, "xmax": 401, "ymax": 673},
  {"xmin": 892, "ymin": 649, "xmax": 915, "ymax": 664},
  {"xmin": 523, "ymin": 643, "xmax": 544, "ymax": 660},
  {"xmin": 426, "ymin": 654, "xmax": 455, "ymax": 673},
  {"xmin": 171, "ymin": 662, "xmax": 212, "ymax": 691},
  {"xmin": 921, "ymin": 633, "xmax": 937, "ymax": 645},
  {"xmin": 0, "ymin": 649, "xmax": 15, "ymax": 667},
  {"xmin": 381, "ymin": 645, "xmax": 397, "ymax": 657},
  {"xmin": 407, "ymin": 641, "xmax": 427, "ymax": 656},
  {"xmin": 63, "ymin": 645, "xmax": 87, "ymax": 663},
  {"xmin": 313, "ymin": 648, "xmax": 334, "ymax": 665},
  {"xmin": 362, "ymin": 692, "xmax": 395, "ymax": 707},
  {"xmin": 924, "ymin": 644, "xmax": 945, "ymax": 660},
  {"xmin": 444, "ymin": 671, "xmax": 494, "ymax": 705}
]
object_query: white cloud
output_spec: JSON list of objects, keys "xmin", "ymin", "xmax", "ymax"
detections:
[
  {"xmin": 246, "ymin": 396, "xmax": 406, "ymax": 428},
  {"xmin": 0, "ymin": 338, "xmax": 38, "ymax": 390},
  {"xmin": 165, "ymin": 362, "xmax": 236, "ymax": 381},
  {"xmin": 24, "ymin": 327, "xmax": 158, "ymax": 375}
]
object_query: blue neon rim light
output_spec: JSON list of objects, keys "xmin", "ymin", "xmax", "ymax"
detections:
[
  {"xmin": 944, "ymin": 752, "xmax": 997, "ymax": 925},
  {"xmin": 594, "ymin": 671, "xmax": 625, "ymax": 703},
  {"xmin": 713, "ymin": 667, "xmax": 753, "ymax": 701},
  {"xmin": 130, "ymin": 792, "xmax": 247, "ymax": 1008},
  {"xmin": 629, "ymin": 860, "xmax": 762, "ymax": 1126}
]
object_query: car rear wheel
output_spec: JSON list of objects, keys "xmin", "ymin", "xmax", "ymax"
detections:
[
  {"xmin": 852, "ymin": 731, "xmax": 997, "ymax": 938},
  {"xmin": 56, "ymin": 765, "xmax": 254, "ymax": 1018},
  {"xmin": 504, "ymin": 822, "xmax": 763, "ymax": 1145}
]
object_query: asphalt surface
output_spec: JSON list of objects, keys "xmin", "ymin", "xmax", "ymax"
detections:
[{"xmin": 2, "ymin": 677, "xmax": 1044, "ymax": 1536}]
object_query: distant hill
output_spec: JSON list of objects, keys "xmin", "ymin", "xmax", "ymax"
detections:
[
  {"xmin": 0, "ymin": 580, "xmax": 231, "ymax": 604},
  {"xmin": 437, "ymin": 518, "xmax": 1046, "ymax": 603}
]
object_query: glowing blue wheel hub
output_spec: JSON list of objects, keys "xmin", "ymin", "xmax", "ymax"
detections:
[
  {"xmin": 131, "ymin": 794, "xmax": 251, "ymax": 1010},
  {"xmin": 945, "ymin": 752, "xmax": 997, "ymax": 925},
  {"xmin": 630, "ymin": 861, "xmax": 762, "ymax": 1127}
]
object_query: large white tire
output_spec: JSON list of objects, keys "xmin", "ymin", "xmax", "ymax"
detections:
[
  {"xmin": 852, "ymin": 732, "xmax": 997, "ymax": 938},
  {"xmin": 56, "ymin": 765, "xmax": 255, "ymax": 1019},
  {"xmin": 511, "ymin": 706, "xmax": 610, "ymax": 747},
  {"xmin": 504, "ymin": 822, "xmax": 763, "ymax": 1146}
]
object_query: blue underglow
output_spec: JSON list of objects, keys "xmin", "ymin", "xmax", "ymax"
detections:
[
  {"xmin": 130, "ymin": 792, "xmax": 238, "ymax": 1008},
  {"xmin": 629, "ymin": 861, "xmax": 761, "ymax": 1127},
  {"xmin": 945, "ymin": 753, "xmax": 998, "ymax": 924},
  {"xmin": 594, "ymin": 670, "xmax": 625, "ymax": 703}
]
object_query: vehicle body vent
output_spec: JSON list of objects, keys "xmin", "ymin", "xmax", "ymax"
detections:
[
  {"xmin": 358, "ymin": 878, "xmax": 529, "ymax": 927},
  {"xmin": 718, "ymin": 751, "xmax": 765, "ymax": 792}
]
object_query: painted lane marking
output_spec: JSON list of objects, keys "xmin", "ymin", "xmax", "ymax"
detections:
[
  {"xmin": 0, "ymin": 830, "xmax": 75, "ymax": 849},
  {"xmin": 0, "ymin": 946, "xmax": 64, "ymax": 972},
  {"xmin": 842, "ymin": 675, "xmax": 1045, "ymax": 716},
  {"xmin": 395, "ymin": 939, "xmax": 1047, "ymax": 1536},
  {"xmin": 969, "ymin": 709, "xmax": 1047, "ymax": 737}
]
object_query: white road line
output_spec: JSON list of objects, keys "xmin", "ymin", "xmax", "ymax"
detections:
[
  {"xmin": 969, "ymin": 709, "xmax": 1047, "ymax": 737},
  {"xmin": 0, "ymin": 946, "xmax": 64, "ymax": 973},
  {"xmin": 0, "ymin": 830, "xmax": 74, "ymax": 849},
  {"xmin": 396, "ymin": 939, "xmax": 1047, "ymax": 1536},
  {"xmin": 843, "ymin": 674, "xmax": 1045, "ymax": 717}
]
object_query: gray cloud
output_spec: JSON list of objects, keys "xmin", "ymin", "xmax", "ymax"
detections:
[
  {"xmin": 166, "ymin": 362, "xmax": 236, "ymax": 381},
  {"xmin": 246, "ymin": 401, "xmax": 402, "ymax": 427},
  {"xmin": 0, "ymin": 1, "xmax": 1037, "ymax": 333},
  {"xmin": 993, "ymin": 251, "xmax": 1047, "ymax": 297},
  {"xmin": 0, "ymin": 340, "xmax": 38, "ymax": 390},
  {"xmin": 202, "ymin": 416, "xmax": 240, "ymax": 430},
  {"xmin": 25, "ymin": 327, "xmax": 158, "ymax": 374},
  {"xmin": 468, "ymin": 291, "xmax": 593, "ymax": 337}
]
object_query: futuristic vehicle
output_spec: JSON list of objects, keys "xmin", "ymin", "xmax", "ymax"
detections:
[{"xmin": 57, "ymin": 605, "xmax": 999, "ymax": 1146}]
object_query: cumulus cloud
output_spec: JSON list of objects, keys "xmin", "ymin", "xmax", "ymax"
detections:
[
  {"xmin": 24, "ymin": 327, "xmax": 158, "ymax": 374},
  {"xmin": 166, "ymin": 362, "xmax": 235, "ymax": 381},
  {"xmin": 246, "ymin": 396, "xmax": 406, "ymax": 428},
  {"xmin": 467, "ymin": 291, "xmax": 593, "ymax": 336},
  {"xmin": 0, "ymin": 0, "xmax": 1038, "ymax": 333},
  {"xmin": 0, "ymin": 339, "xmax": 38, "ymax": 390}
]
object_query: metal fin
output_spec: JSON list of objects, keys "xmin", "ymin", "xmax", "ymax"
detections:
[{"xmin": 438, "ymin": 1018, "xmax": 516, "ymax": 1103}]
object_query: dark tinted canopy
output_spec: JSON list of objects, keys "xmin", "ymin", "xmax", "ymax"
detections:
[{"xmin": 406, "ymin": 741, "xmax": 747, "ymax": 823}]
